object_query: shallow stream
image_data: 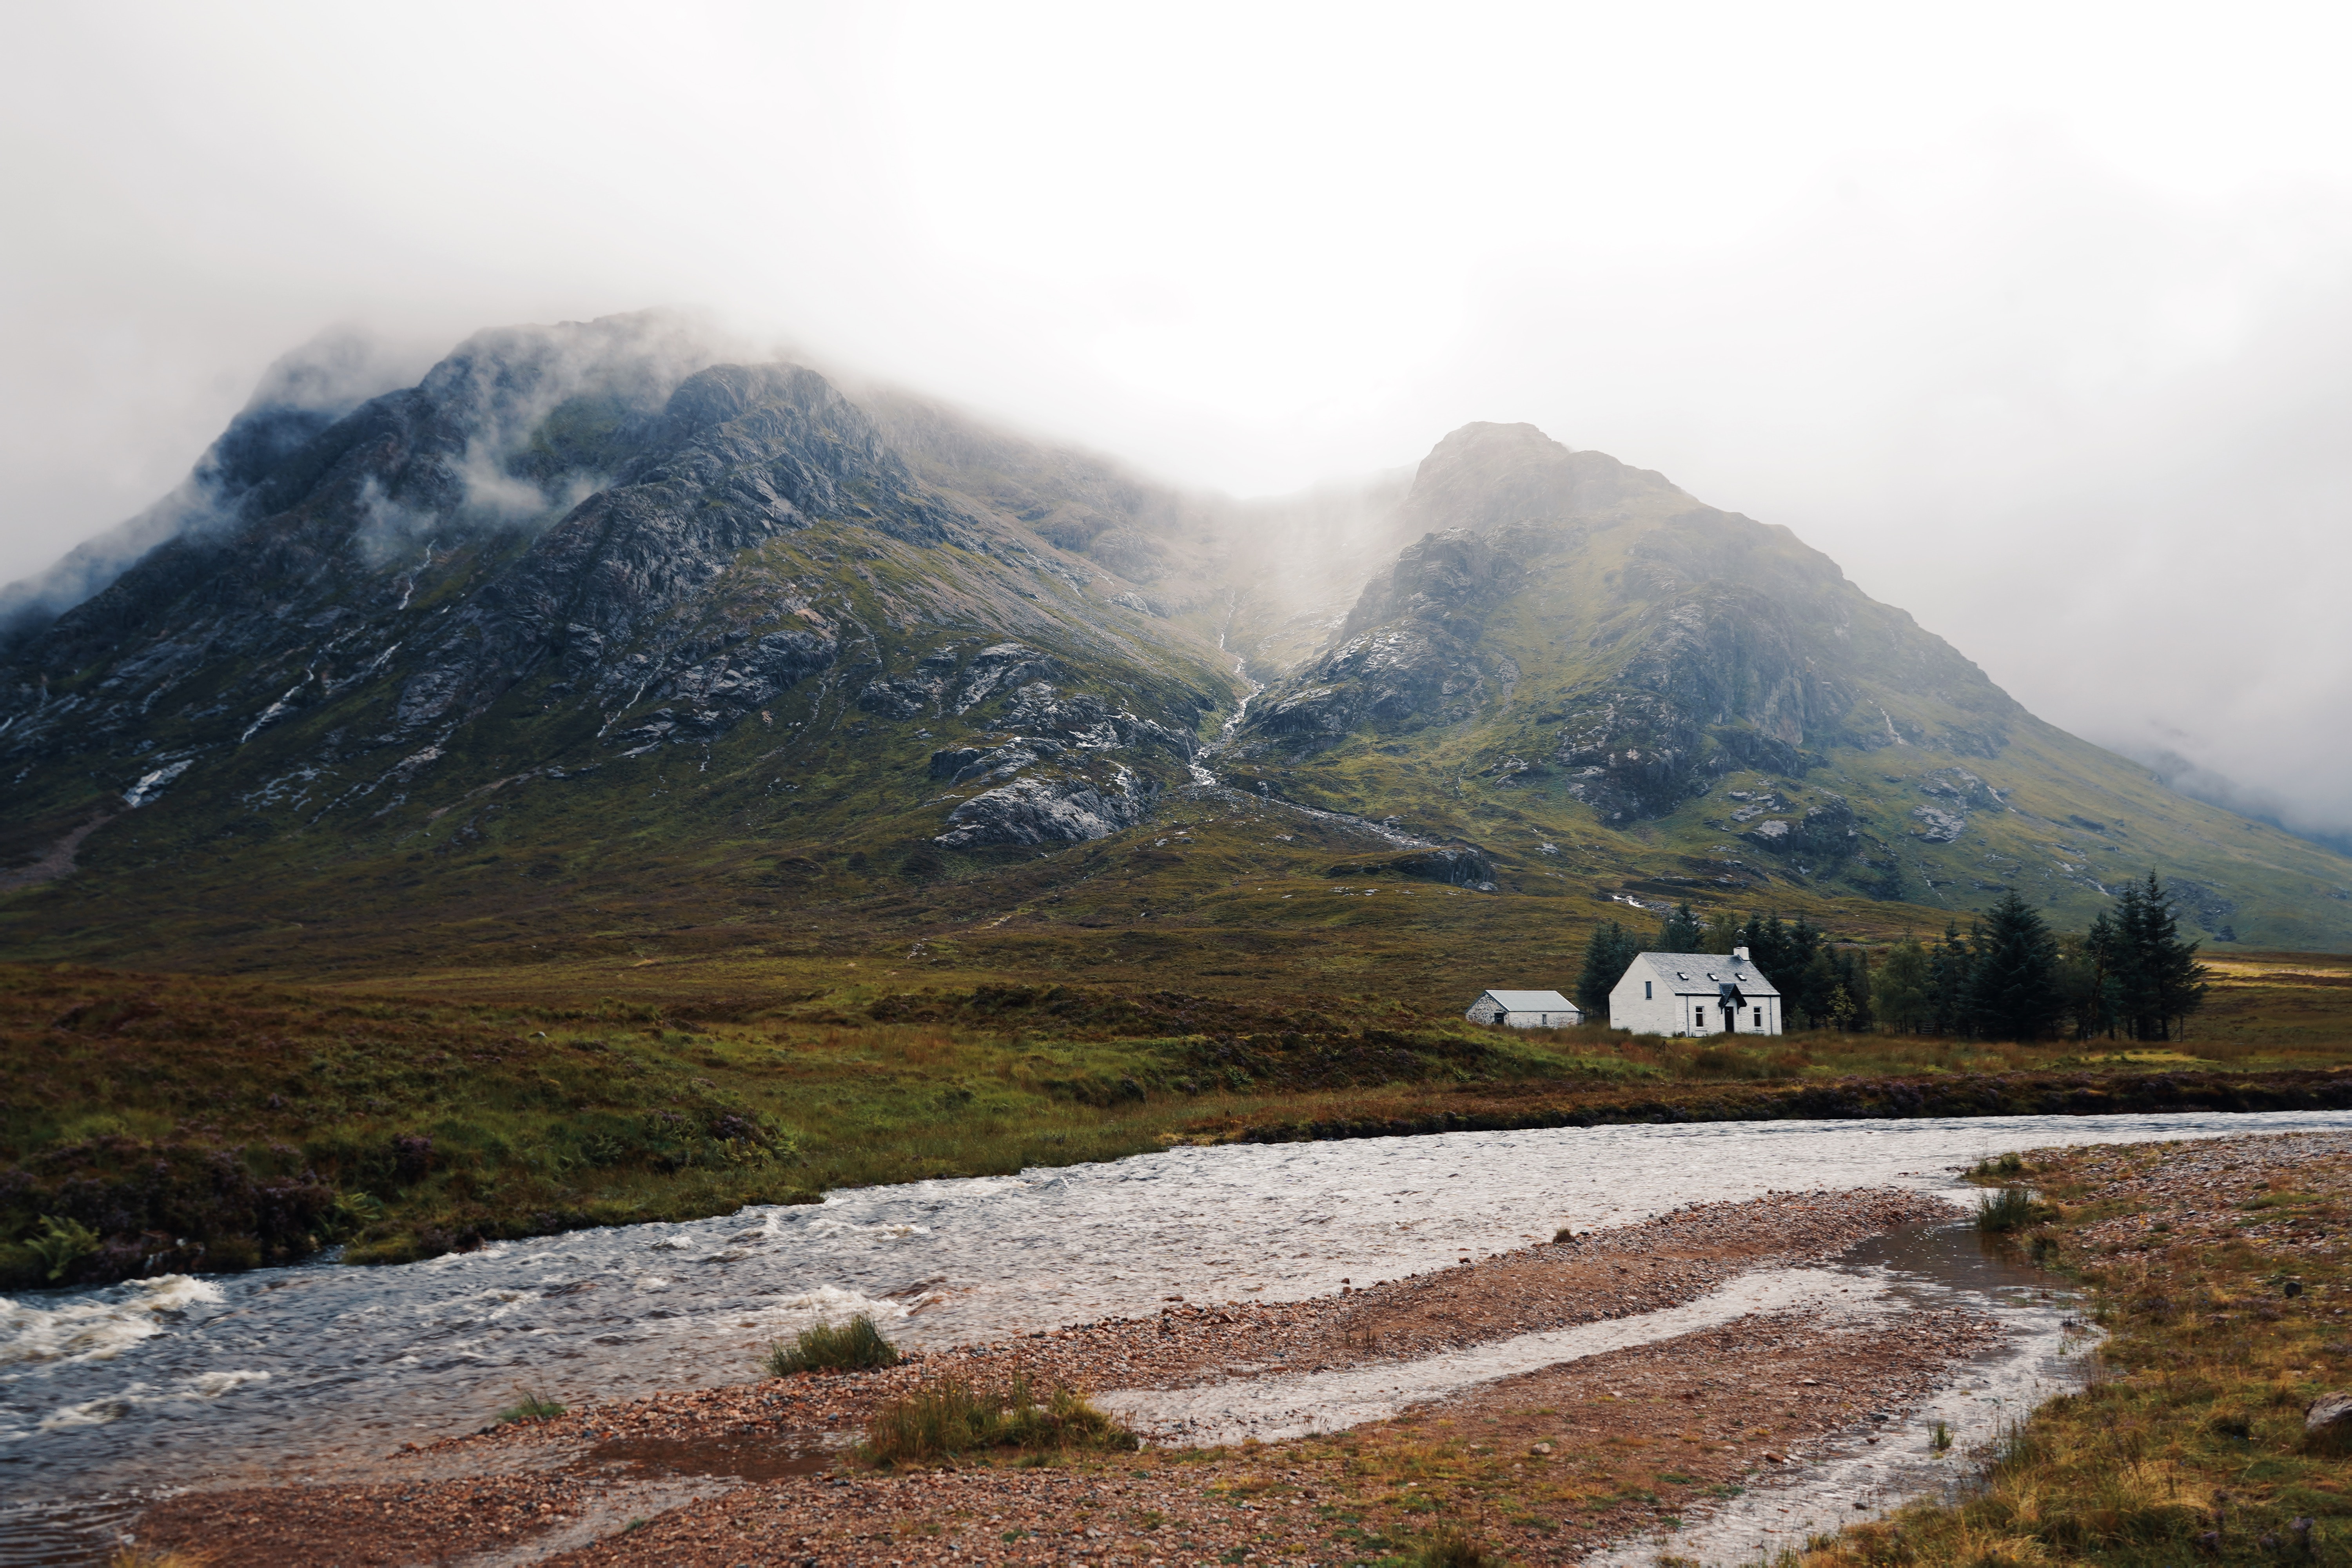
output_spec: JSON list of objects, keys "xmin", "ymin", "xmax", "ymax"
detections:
[{"xmin": 6, "ymin": 1108, "xmax": 2347, "ymax": 1564}]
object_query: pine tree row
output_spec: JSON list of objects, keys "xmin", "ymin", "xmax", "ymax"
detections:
[{"xmin": 1572, "ymin": 873, "xmax": 2210, "ymax": 1042}]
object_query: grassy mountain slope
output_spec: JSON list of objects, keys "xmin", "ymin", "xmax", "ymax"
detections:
[
  {"xmin": 2, "ymin": 320, "xmax": 2347, "ymax": 989},
  {"xmin": 1222, "ymin": 423, "xmax": 2352, "ymax": 948}
]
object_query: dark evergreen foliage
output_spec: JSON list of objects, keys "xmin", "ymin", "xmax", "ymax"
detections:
[
  {"xmin": 2076, "ymin": 873, "xmax": 2212, "ymax": 1041},
  {"xmin": 1929, "ymin": 922, "xmax": 1975, "ymax": 1036},
  {"xmin": 1575, "ymin": 920, "xmax": 1644, "ymax": 1019},
  {"xmin": 1964, "ymin": 890, "xmax": 2064, "ymax": 1041},
  {"xmin": 1872, "ymin": 872, "xmax": 2208, "ymax": 1042},
  {"xmin": 1875, "ymin": 935, "xmax": 1931, "ymax": 1033},
  {"xmin": 1655, "ymin": 902, "xmax": 1705, "ymax": 951}
]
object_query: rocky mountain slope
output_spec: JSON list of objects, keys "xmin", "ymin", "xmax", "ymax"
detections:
[
  {"xmin": 1218, "ymin": 421, "xmax": 2343, "ymax": 944},
  {"xmin": 3, "ymin": 312, "xmax": 2346, "ymax": 979}
]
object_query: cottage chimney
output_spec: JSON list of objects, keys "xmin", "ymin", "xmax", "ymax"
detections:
[{"xmin": 1732, "ymin": 945, "xmax": 1750, "ymax": 961}]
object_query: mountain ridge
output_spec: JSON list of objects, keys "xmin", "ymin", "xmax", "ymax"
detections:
[{"xmin": 3, "ymin": 311, "xmax": 2345, "ymax": 980}]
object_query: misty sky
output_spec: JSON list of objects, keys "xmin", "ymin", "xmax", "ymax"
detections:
[{"xmin": 5, "ymin": 2, "xmax": 2350, "ymax": 840}]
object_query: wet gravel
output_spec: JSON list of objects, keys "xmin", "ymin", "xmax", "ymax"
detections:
[{"xmin": 132, "ymin": 1187, "xmax": 1967, "ymax": 1565}]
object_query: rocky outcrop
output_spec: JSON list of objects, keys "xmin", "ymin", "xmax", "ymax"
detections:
[
  {"xmin": 1247, "ymin": 529, "xmax": 1521, "ymax": 744},
  {"xmin": 951, "ymin": 645, "xmax": 1060, "ymax": 714},
  {"xmin": 1323, "ymin": 846, "xmax": 1497, "ymax": 889},
  {"xmin": 409, "ymin": 361, "xmax": 969, "ymax": 738},
  {"xmin": 1741, "ymin": 792, "xmax": 1860, "ymax": 863},
  {"xmin": 921, "ymin": 678, "xmax": 1195, "ymax": 844},
  {"xmin": 1552, "ymin": 693, "xmax": 1708, "ymax": 822},
  {"xmin": 1911, "ymin": 805, "xmax": 1968, "ymax": 842},
  {"xmin": 1906, "ymin": 768, "xmax": 2005, "ymax": 843},
  {"xmin": 935, "ymin": 765, "xmax": 1158, "ymax": 848}
]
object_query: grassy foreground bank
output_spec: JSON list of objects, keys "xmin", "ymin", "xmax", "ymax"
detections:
[
  {"xmin": 1796, "ymin": 1134, "xmax": 2351, "ymax": 1568},
  {"xmin": 4, "ymin": 958, "xmax": 2350, "ymax": 1289}
]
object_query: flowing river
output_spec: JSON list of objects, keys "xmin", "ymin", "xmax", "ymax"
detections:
[{"xmin": 7, "ymin": 1108, "xmax": 2350, "ymax": 1563}]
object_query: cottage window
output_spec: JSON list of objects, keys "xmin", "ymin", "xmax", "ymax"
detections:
[
  {"xmin": 1754, "ymin": 1007, "xmax": 1764, "ymax": 1026},
  {"xmin": 1644, "ymin": 981, "xmax": 1653, "ymax": 999}
]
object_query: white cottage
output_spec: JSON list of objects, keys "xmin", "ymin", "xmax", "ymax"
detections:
[
  {"xmin": 1464, "ymin": 989, "xmax": 1584, "ymax": 1029},
  {"xmin": 1608, "ymin": 947, "xmax": 1783, "ymax": 1036}
]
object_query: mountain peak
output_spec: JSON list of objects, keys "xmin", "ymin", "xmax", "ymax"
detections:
[
  {"xmin": 1396, "ymin": 421, "xmax": 1686, "ymax": 543},
  {"xmin": 2, "ymin": 313, "xmax": 2347, "ymax": 962}
]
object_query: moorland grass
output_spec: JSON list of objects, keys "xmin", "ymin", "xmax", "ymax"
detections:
[
  {"xmin": 5, "ymin": 956, "xmax": 2349, "ymax": 1285},
  {"xmin": 493, "ymin": 1389, "xmax": 567, "ymax": 1425},
  {"xmin": 1975, "ymin": 1185, "xmax": 2045, "ymax": 1233},
  {"xmin": 765, "ymin": 1313, "xmax": 901, "ymax": 1375},
  {"xmin": 1793, "ymin": 1142, "xmax": 2352, "ymax": 1568},
  {"xmin": 863, "ymin": 1376, "xmax": 1138, "ymax": 1465},
  {"xmin": 1412, "ymin": 1535, "xmax": 1509, "ymax": 1568}
]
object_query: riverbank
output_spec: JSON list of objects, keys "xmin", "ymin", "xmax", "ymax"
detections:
[
  {"xmin": 8, "ymin": 958, "xmax": 2349, "ymax": 1286},
  {"xmin": 1798, "ymin": 1129, "xmax": 2352, "ymax": 1568},
  {"xmin": 126, "ymin": 1186, "xmax": 1976, "ymax": 1565}
]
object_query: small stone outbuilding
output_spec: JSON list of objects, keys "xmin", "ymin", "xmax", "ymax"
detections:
[{"xmin": 1464, "ymin": 989, "xmax": 1583, "ymax": 1029}]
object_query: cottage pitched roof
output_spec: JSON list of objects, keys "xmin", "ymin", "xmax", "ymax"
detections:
[
  {"xmin": 1621, "ymin": 952, "xmax": 1781, "ymax": 996},
  {"xmin": 1477, "ymin": 989, "xmax": 1577, "ymax": 1011}
]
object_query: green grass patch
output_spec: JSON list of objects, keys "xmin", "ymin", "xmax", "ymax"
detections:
[
  {"xmin": 1975, "ymin": 1185, "xmax": 2047, "ymax": 1233},
  {"xmin": 764, "ymin": 1313, "xmax": 901, "ymax": 1374},
  {"xmin": 864, "ymin": 1376, "xmax": 1140, "ymax": 1465},
  {"xmin": 494, "ymin": 1389, "xmax": 566, "ymax": 1425}
]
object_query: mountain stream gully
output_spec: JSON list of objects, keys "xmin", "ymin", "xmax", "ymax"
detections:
[{"xmin": 8, "ymin": 1109, "xmax": 2351, "ymax": 1564}]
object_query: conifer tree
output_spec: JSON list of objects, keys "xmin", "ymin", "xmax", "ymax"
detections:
[
  {"xmin": 2138, "ymin": 873, "xmax": 2212, "ymax": 1039},
  {"xmin": 1737, "ymin": 913, "xmax": 1793, "ymax": 978},
  {"xmin": 1928, "ymin": 923, "xmax": 1975, "ymax": 1036},
  {"xmin": 1797, "ymin": 948, "xmax": 1840, "ymax": 1030},
  {"xmin": 1657, "ymin": 902, "xmax": 1705, "ymax": 951},
  {"xmin": 2060, "ymin": 918, "xmax": 2122, "ymax": 1041},
  {"xmin": 2086, "ymin": 874, "xmax": 2213, "ymax": 1040},
  {"xmin": 1832, "ymin": 946, "xmax": 1874, "ymax": 1032},
  {"xmin": 1965, "ymin": 890, "xmax": 2063, "ymax": 1040},
  {"xmin": 1877, "ymin": 936, "xmax": 1931, "ymax": 1034},
  {"xmin": 1700, "ymin": 908, "xmax": 1742, "ymax": 955},
  {"xmin": 2107, "ymin": 880, "xmax": 2153, "ymax": 1038},
  {"xmin": 1575, "ymin": 921, "xmax": 1643, "ymax": 1020}
]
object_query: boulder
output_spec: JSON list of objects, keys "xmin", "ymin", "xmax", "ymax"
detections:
[
  {"xmin": 933, "ymin": 768, "xmax": 1157, "ymax": 848},
  {"xmin": 2307, "ymin": 1390, "xmax": 2352, "ymax": 1436}
]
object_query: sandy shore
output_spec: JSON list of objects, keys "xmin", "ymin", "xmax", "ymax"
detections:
[{"xmin": 131, "ymin": 1185, "xmax": 1981, "ymax": 1566}]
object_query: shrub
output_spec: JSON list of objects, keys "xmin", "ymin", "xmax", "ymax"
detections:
[
  {"xmin": 494, "ymin": 1389, "xmax": 567, "ymax": 1425},
  {"xmin": 765, "ymin": 1313, "xmax": 902, "ymax": 1375},
  {"xmin": 1976, "ymin": 1186, "xmax": 2045, "ymax": 1233},
  {"xmin": 864, "ymin": 1376, "xmax": 1138, "ymax": 1464},
  {"xmin": 318, "ymin": 1191, "xmax": 385, "ymax": 1242},
  {"xmin": 25, "ymin": 1214, "xmax": 100, "ymax": 1281},
  {"xmin": 1413, "ymin": 1534, "xmax": 1508, "ymax": 1568}
]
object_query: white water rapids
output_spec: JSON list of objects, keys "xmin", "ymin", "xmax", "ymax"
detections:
[{"xmin": 6, "ymin": 1109, "xmax": 2348, "ymax": 1564}]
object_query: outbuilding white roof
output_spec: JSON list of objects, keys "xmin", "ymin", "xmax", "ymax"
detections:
[
  {"xmin": 1621, "ymin": 953, "xmax": 1780, "ymax": 996},
  {"xmin": 1477, "ymin": 989, "xmax": 1577, "ymax": 1011}
]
